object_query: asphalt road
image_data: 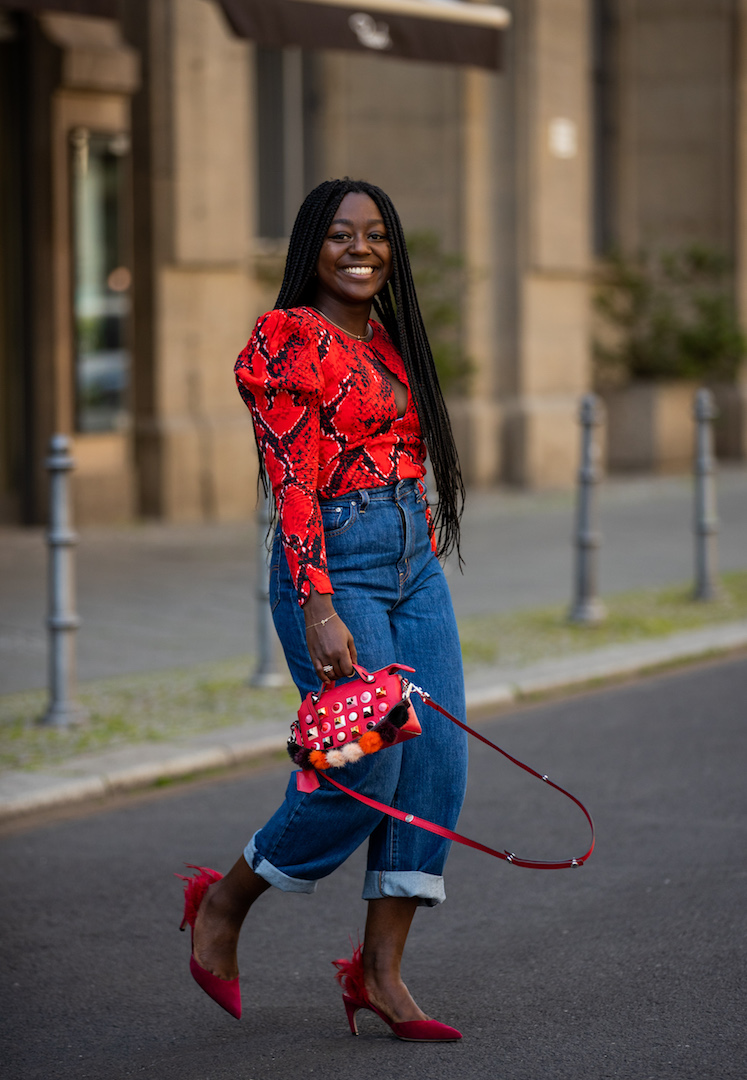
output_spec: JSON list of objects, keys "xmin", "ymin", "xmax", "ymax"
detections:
[{"xmin": 2, "ymin": 655, "xmax": 746, "ymax": 1079}]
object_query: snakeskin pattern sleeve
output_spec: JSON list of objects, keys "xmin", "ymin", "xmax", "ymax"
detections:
[{"xmin": 235, "ymin": 309, "xmax": 333, "ymax": 605}]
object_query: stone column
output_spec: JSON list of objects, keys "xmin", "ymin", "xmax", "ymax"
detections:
[
  {"xmin": 450, "ymin": 63, "xmax": 502, "ymax": 488},
  {"xmin": 126, "ymin": 0, "xmax": 260, "ymax": 521},
  {"xmin": 733, "ymin": 0, "xmax": 747, "ymax": 459},
  {"xmin": 502, "ymin": 0, "xmax": 593, "ymax": 488},
  {"xmin": 25, "ymin": 13, "xmax": 140, "ymax": 524}
]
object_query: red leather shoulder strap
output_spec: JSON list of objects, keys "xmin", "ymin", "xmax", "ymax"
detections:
[{"xmin": 317, "ymin": 696, "xmax": 595, "ymax": 871}]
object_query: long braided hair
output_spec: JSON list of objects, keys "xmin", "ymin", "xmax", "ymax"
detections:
[{"xmin": 266, "ymin": 178, "xmax": 464, "ymax": 561}]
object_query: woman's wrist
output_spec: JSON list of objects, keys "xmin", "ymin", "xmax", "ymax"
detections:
[
  {"xmin": 306, "ymin": 611, "xmax": 339, "ymax": 632},
  {"xmin": 303, "ymin": 586, "xmax": 336, "ymax": 626}
]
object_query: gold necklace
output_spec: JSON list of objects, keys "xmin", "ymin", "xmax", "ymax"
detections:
[{"xmin": 310, "ymin": 307, "xmax": 373, "ymax": 342}]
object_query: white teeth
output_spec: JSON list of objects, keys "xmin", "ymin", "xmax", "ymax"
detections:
[{"xmin": 343, "ymin": 267, "xmax": 375, "ymax": 276}]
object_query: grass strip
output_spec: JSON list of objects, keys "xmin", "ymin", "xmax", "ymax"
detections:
[
  {"xmin": 0, "ymin": 659, "xmax": 299, "ymax": 772},
  {"xmin": 458, "ymin": 570, "xmax": 747, "ymax": 669}
]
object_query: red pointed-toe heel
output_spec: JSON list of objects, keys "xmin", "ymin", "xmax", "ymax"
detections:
[
  {"xmin": 176, "ymin": 864, "xmax": 242, "ymax": 1020},
  {"xmin": 332, "ymin": 945, "xmax": 462, "ymax": 1042}
]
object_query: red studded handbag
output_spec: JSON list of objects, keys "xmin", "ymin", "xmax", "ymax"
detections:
[
  {"xmin": 287, "ymin": 662, "xmax": 596, "ymax": 871},
  {"xmin": 288, "ymin": 663, "xmax": 421, "ymax": 776}
]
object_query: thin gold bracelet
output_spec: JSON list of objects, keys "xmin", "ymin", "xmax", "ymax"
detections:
[{"xmin": 306, "ymin": 611, "xmax": 339, "ymax": 631}]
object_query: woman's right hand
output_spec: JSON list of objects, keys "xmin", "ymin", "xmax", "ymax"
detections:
[{"xmin": 304, "ymin": 588, "xmax": 357, "ymax": 683}]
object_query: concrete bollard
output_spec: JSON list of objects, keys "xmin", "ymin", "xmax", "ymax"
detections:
[
  {"xmin": 568, "ymin": 394, "xmax": 606, "ymax": 625},
  {"xmin": 693, "ymin": 388, "xmax": 720, "ymax": 601},
  {"xmin": 249, "ymin": 489, "xmax": 285, "ymax": 688},
  {"xmin": 42, "ymin": 435, "xmax": 88, "ymax": 726}
]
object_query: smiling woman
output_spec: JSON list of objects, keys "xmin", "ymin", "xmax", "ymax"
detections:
[{"xmin": 177, "ymin": 179, "xmax": 468, "ymax": 1043}]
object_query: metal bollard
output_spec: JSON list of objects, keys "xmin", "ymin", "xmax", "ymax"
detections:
[
  {"xmin": 249, "ymin": 489, "xmax": 285, "ymax": 688},
  {"xmin": 42, "ymin": 435, "xmax": 88, "ymax": 726},
  {"xmin": 693, "ymin": 388, "xmax": 720, "ymax": 601},
  {"xmin": 568, "ymin": 394, "xmax": 606, "ymax": 625}
]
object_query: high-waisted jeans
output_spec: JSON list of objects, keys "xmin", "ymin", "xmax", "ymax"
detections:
[{"xmin": 244, "ymin": 478, "xmax": 468, "ymax": 906}]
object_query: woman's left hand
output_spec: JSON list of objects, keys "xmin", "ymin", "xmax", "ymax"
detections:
[
  {"xmin": 306, "ymin": 615, "xmax": 357, "ymax": 684},
  {"xmin": 303, "ymin": 586, "xmax": 357, "ymax": 683}
]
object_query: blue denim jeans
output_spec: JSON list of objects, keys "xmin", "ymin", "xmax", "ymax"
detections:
[{"xmin": 244, "ymin": 478, "xmax": 468, "ymax": 906}]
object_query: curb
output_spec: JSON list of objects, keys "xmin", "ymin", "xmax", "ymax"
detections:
[
  {"xmin": 2, "ymin": 620, "xmax": 746, "ymax": 823},
  {"xmin": 465, "ymin": 619, "xmax": 747, "ymax": 703},
  {"xmin": 0, "ymin": 725, "xmax": 291, "ymax": 821}
]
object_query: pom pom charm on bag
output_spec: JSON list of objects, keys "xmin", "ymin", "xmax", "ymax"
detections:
[{"xmin": 287, "ymin": 663, "xmax": 422, "ymax": 771}]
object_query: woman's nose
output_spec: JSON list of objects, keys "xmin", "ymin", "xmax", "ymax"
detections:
[{"xmin": 349, "ymin": 231, "xmax": 372, "ymax": 255}]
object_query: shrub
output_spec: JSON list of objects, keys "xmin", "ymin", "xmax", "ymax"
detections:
[
  {"xmin": 593, "ymin": 245, "xmax": 746, "ymax": 384},
  {"xmin": 406, "ymin": 230, "xmax": 472, "ymax": 395}
]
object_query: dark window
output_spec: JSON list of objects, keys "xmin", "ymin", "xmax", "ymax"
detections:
[
  {"xmin": 592, "ymin": 0, "xmax": 616, "ymax": 255},
  {"xmin": 256, "ymin": 46, "xmax": 317, "ymax": 238},
  {"xmin": 70, "ymin": 128, "xmax": 132, "ymax": 433}
]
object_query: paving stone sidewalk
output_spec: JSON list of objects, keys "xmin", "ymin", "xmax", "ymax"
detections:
[
  {"xmin": 2, "ymin": 469, "xmax": 746, "ymax": 820},
  {"xmin": 3, "ymin": 469, "xmax": 747, "ymax": 695}
]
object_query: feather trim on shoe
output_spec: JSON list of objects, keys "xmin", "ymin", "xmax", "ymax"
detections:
[
  {"xmin": 332, "ymin": 943, "xmax": 367, "ymax": 1003},
  {"xmin": 176, "ymin": 864, "xmax": 223, "ymax": 931}
]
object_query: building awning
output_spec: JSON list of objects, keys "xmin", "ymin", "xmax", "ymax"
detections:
[
  {"xmin": 0, "ymin": 0, "xmax": 118, "ymax": 15},
  {"xmin": 217, "ymin": 0, "xmax": 510, "ymax": 70}
]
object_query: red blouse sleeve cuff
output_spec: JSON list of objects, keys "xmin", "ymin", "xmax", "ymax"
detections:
[
  {"xmin": 297, "ymin": 567, "xmax": 335, "ymax": 607},
  {"xmin": 424, "ymin": 503, "xmax": 438, "ymax": 554}
]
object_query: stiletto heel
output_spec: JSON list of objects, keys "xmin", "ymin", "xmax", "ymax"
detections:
[
  {"xmin": 176, "ymin": 864, "xmax": 242, "ymax": 1020},
  {"xmin": 332, "ymin": 945, "xmax": 462, "ymax": 1042},
  {"xmin": 343, "ymin": 995, "xmax": 360, "ymax": 1036}
]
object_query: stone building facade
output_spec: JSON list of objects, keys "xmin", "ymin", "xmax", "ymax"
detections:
[{"xmin": 1, "ymin": 0, "xmax": 745, "ymax": 526}]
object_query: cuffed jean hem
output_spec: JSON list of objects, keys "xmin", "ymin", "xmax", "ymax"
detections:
[
  {"xmin": 362, "ymin": 870, "xmax": 446, "ymax": 907},
  {"xmin": 243, "ymin": 833, "xmax": 317, "ymax": 894}
]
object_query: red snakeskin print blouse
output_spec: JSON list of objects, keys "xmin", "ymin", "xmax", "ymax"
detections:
[{"xmin": 235, "ymin": 306, "xmax": 431, "ymax": 606}]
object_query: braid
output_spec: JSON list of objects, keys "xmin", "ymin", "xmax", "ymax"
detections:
[{"xmin": 258, "ymin": 178, "xmax": 464, "ymax": 561}]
